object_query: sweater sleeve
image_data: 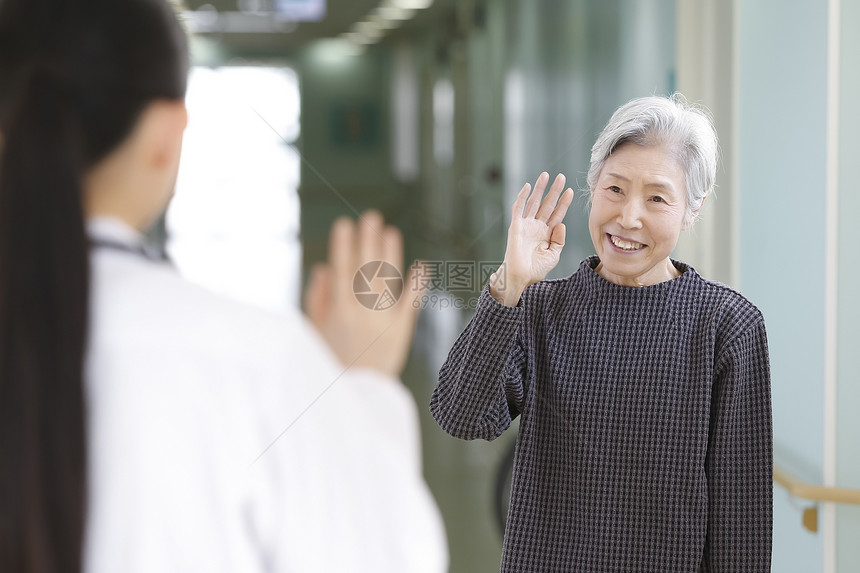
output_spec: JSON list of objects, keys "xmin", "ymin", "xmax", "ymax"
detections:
[
  {"xmin": 702, "ymin": 317, "xmax": 773, "ymax": 572},
  {"xmin": 429, "ymin": 286, "xmax": 528, "ymax": 441}
]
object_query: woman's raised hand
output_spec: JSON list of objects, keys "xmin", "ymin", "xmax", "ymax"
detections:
[
  {"xmin": 304, "ymin": 211, "xmax": 424, "ymax": 377},
  {"xmin": 489, "ymin": 172, "xmax": 574, "ymax": 306}
]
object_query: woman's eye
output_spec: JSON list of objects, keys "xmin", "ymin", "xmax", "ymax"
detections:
[
  {"xmin": 651, "ymin": 195, "xmax": 665, "ymax": 203},
  {"xmin": 608, "ymin": 186, "xmax": 621, "ymax": 194}
]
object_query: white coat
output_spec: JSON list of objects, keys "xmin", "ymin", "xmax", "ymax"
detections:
[{"xmin": 82, "ymin": 217, "xmax": 448, "ymax": 573}]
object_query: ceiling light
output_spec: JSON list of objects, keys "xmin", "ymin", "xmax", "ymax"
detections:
[
  {"xmin": 353, "ymin": 20, "xmax": 386, "ymax": 38},
  {"xmin": 195, "ymin": 4, "xmax": 220, "ymax": 27},
  {"xmin": 385, "ymin": 0, "xmax": 433, "ymax": 10},
  {"xmin": 330, "ymin": 38, "xmax": 366, "ymax": 56},
  {"xmin": 375, "ymin": 6, "xmax": 415, "ymax": 20},
  {"xmin": 236, "ymin": 0, "xmax": 262, "ymax": 14},
  {"xmin": 367, "ymin": 14, "xmax": 400, "ymax": 30},
  {"xmin": 341, "ymin": 32, "xmax": 376, "ymax": 45}
]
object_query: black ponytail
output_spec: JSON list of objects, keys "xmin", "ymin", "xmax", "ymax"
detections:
[
  {"xmin": 0, "ymin": 1, "xmax": 188, "ymax": 571},
  {"xmin": 0, "ymin": 69, "xmax": 90, "ymax": 573}
]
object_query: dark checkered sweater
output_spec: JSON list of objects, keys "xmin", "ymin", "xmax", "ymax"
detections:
[{"xmin": 431, "ymin": 257, "xmax": 772, "ymax": 572}]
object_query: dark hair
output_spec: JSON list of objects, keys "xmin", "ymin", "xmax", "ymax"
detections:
[{"xmin": 0, "ymin": 1, "xmax": 188, "ymax": 571}]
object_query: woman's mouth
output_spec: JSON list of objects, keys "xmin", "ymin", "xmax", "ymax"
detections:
[{"xmin": 608, "ymin": 234, "xmax": 645, "ymax": 251}]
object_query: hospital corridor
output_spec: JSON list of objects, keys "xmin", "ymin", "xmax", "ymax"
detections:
[{"xmin": 0, "ymin": 0, "xmax": 858, "ymax": 572}]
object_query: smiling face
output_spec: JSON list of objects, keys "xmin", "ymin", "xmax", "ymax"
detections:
[{"xmin": 588, "ymin": 142, "xmax": 688, "ymax": 287}]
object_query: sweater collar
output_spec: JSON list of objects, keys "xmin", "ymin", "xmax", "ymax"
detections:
[{"xmin": 578, "ymin": 255, "xmax": 698, "ymax": 296}]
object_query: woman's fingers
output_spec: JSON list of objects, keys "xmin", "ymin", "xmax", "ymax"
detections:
[
  {"xmin": 535, "ymin": 173, "xmax": 566, "ymax": 222},
  {"xmin": 519, "ymin": 172, "xmax": 568, "ymax": 223},
  {"xmin": 546, "ymin": 187, "xmax": 575, "ymax": 229},
  {"xmin": 511, "ymin": 182, "xmax": 531, "ymax": 219},
  {"xmin": 358, "ymin": 210, "xmax": 385, "ymax": 265},
  {"xmin": 523, "ymin": 172, "xmax": 549, "ymax": 218},
  {"xmin": 382, "ymin": 225, "xmax": 404, "ymax": 274},
  {"xmin": 549, "ymin": 223, "xmax": 566, "ymax": 249},
  {"xmin": 328, "ymin": 211, "xmax": 403, "ymax": 301},
  {"xmin": 329, "ymin": 216, "xmax": 355, "ymax": 296}
]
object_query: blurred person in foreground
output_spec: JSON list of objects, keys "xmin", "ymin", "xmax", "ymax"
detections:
[
  {"xmin": 431, "ymin": 94, "xmax": 772, "ymax": 571},
  {"xmin": 0, "ymin": 0, "xmax": 447, "ymax": 571}
]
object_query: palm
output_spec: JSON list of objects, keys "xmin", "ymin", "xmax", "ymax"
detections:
[
  {"xmin": 501, "ymin": 172, "xmax": 574, "ymax": 289},
  {"xmin": 304, "ymin": 211, "xmax": 423, "ymax": 377},
  {"xmin": 506, "ymin": 217, "xmax": 562, "ymax": 282}
]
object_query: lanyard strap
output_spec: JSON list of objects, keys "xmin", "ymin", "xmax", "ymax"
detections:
[{"xmin": 90, "ymin": 239, "xmax": 153, "ymax": 259}]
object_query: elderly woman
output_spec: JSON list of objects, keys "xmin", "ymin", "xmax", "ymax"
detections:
[{"xmin": 431, "ymin": 94, "xmax": 772, "ymax": 572}]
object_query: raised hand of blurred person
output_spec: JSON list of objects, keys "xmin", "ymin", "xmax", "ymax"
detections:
[
  {"xmin": 489, "ymin": 172, "xmax": 574, "ymax": 306},
  {"xmin": 304, "ymin": 211, "xmax": 424, "ymax": 377}
]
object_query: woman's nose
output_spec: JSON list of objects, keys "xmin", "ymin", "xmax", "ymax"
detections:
[{"xmin": 617, "ymin": 198, "xmax": 644, "ymax": 229}]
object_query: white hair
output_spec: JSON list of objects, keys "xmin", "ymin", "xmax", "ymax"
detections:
[{"xmin": 586, "ymin": 93, "xmax": 718, "ymax": 226}]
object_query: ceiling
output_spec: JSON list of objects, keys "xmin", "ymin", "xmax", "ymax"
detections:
[{"xmin": 182, "ymin": 0, "xmax": 455, "ymax": 57}]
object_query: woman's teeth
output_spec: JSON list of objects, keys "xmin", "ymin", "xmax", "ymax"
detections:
[{"xmin": 610, "ymin": 235, "xmax": 644, "ymax": 251}]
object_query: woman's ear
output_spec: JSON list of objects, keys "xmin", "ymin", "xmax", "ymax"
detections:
[
  {"xmin": 684, "ymin": 194, "xmax": 708, "ymax": 230},
  {"xmin": 136, "ymin": 99, "xmax": 188, "ymax": 171}
]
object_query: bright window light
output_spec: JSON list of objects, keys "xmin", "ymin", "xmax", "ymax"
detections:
[{"xmin": 167, "ymin": 66, "xmax": 302, "ymax": 314}]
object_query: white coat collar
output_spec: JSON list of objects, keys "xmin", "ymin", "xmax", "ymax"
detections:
[{"xmin": 86, "ymin": 216, "xmax": 144, "ymax": 250}]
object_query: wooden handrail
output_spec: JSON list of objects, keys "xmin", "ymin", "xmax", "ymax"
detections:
[
  {"xmin": 773, "ymin": 465, "xmax": 860, "ymax": 505},
  {"xmin": 773, "ymin": 464, "xmax": 860, "ymax": 533}
]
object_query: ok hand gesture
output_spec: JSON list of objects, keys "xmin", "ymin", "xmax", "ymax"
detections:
[{"xmin": 490, "ymin": 172, "xmax": 574, "ymax": 306}]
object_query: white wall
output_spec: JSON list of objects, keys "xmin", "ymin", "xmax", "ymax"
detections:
[
  {"xmin": 678, "ymin": 0, "xmax": 860, "ymax": 571},
  {"xmin": 737, "ymin": 1, "xmax": 828, "ymax": 569},
  {"xmin": 835, "ymin": 0, "xmax": 860, "ymax": 568}
]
